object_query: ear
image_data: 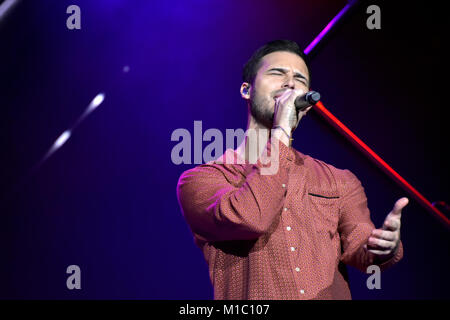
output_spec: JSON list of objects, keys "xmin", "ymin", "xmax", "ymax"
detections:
[{"xmin": 240, "ymin": 82, "xmax": 251, "ymax": 100}]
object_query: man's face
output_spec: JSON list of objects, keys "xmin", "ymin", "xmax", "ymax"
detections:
[{"xmin": 246, "ymin": 51, "xmax": 310, "ymax": 128}]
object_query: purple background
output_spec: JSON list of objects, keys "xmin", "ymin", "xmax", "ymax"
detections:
[{"xmin": 0, "ymin": 0, "xmax": 448, "ymax": 299}]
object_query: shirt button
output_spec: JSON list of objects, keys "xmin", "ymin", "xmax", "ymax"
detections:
[
  {"xmin": 282, "ymin": 183, "xmax": 286, "ymax": 188},
  {"xmin": 283, "ymin": 207, "xmax": 288, "ymax": 211},
  {"xmin": 290, "ymin": 247, "xmax": 295, "ymax": 252},
  {"xmin": 295, "ymin": 267, "xmax": 300, "ymax": 272},
  {"xmin": 286, "ymin": 226, "xmax": 292, "ymax": 231},
  {"xmin": 300, "ymin": 289, "xmax": 305, "ymax": 294}
]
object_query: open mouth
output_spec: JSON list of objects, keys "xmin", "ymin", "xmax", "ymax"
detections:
[
  {"xmin": 273, "ymin": 94, "xmax": 282, "ymax": 101},
  {"xmin": 273, "ymin": 91, "xmax": 287, "ymax": 100}
]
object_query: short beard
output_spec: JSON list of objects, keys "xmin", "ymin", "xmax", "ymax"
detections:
[{"xmin": 249, "ymin": 91, "xmax": 274, "ymax": 129}]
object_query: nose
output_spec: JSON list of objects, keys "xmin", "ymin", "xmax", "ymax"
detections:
[{"xmin": 282, "ymin": 74, "xmax": 296, "ymax": 89}]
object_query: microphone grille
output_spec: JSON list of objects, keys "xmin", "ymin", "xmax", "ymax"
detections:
[{"xmin": 306, "ymin": 91, "xmax": 321, "ymax": 104}]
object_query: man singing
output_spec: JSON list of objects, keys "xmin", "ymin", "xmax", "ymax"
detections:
[{"xmin": 176, "ymin": 40, "xmax": 407, "ymax": 299}]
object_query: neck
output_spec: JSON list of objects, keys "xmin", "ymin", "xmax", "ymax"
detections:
[{"xmin": 236, "ymin": 114, "xmax": 271, "ymax": 163}]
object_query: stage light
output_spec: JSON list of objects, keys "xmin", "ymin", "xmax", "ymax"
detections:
[
  {"xmin": 53, "ymin": 130, "xmax": 71, "ymax": 150},
  {"xmin": 90, "ymin": 92, "xmax": 105, "ymax": 110}
]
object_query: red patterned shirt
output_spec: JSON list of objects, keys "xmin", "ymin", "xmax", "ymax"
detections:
[{"xmin": 177, "ymin": 137, "xmax": 403, "ymax": 299}]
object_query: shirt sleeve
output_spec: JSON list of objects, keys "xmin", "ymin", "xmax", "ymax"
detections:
[
  {"xmin": 176, "ymin": 137, "xmax": 293, "ymax": 243},
  {"xmin": 337, "ymin": 169, "xmax": 403, "ymax": 272}
]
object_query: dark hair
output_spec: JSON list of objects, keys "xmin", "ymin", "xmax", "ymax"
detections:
[{"xmin": 242, "ymin": 39, "xmax": 310, "ymax": 86}]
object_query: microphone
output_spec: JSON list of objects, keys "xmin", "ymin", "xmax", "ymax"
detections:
[{"xmin": 295, "ymin": 91, "xmax": 321, "ymax": 111}]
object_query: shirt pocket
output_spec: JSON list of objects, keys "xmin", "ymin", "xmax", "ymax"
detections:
[{"xmin": 308, "ymin": 191, "xmax": 340, "ymax": 239}]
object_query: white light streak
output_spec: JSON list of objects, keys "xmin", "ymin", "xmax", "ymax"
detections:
[
  {"xmin": 90, "ymin": 92, "xmax": 105, "ymax": 109},
  {"xmin": 53, "ymin": 130, "xmax": 71, "ymax": 150}
]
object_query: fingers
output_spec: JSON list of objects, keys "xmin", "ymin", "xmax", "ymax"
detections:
[
  {"xmin": 274, "ymin": 89, "xmax": 306, "ymax": 130},
  {"xmin": 289, "ymin": 89, "xmax": 306, "ymax": 128},
  {"xmin": 304, "ymin": 105, "xmax": 313, "ymax": 113},
  {"xmin": 371, "ymin": 229, "xmax": 396, "ymax": 241},
  {"xmin": 366, "ymin": 227, "xmax": 400, "ymax": 257},
  {"xmin": 295, "ymin": 104, "xmax": 312, "ymax": 124},
  {"xmin": 367, "ymin": 236, "xmax": 397, "ymax": 251},
  {"xmin": 367, "ymin": 248, "xmax": 394, "ymax": 256},
  {"xmin": 276, "ymin": 89, "xmax": 305, "ymax": 107},
  {"xmin": 382, "ymin": 197, "xmax": 408, "ymax": 231},
  {"xmin": 292, "ymin": 88, "xmax": 305, "ymax": 100},
  {"xmin": 382, "ymin": 217, "xmax": 401, "ymax": 231},
  {"xmin": 390, "ymin": 197, "xmax": 409, "ymax": 217}
]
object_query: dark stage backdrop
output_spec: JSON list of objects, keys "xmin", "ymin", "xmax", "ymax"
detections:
[{"xmin": 0, "ymin": 0, "xmax": 448, "ymax": 299}]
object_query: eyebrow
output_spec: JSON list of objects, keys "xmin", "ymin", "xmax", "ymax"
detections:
[{"xmin": 266, "ymin": 67, "xmax": 309, "ymax": 84}]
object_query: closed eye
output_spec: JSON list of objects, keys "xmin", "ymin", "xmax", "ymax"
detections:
[{"xmin": 267, "ymin": 72, "xmax": 307, "ymax": 84}]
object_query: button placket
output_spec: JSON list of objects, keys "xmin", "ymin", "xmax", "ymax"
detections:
[
  {"xmin": 280, "ymin": 184, "xmax": 305, "ymax": 297},
  {"xmin": 281, "ymin": 153, "xmax": 308, "ymax": 298}
]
